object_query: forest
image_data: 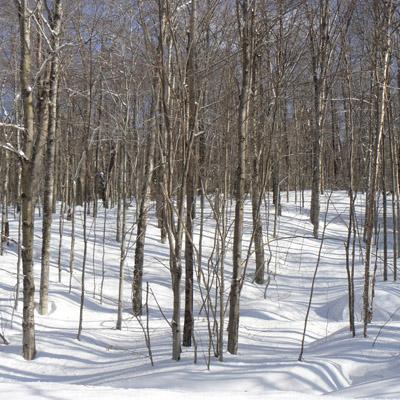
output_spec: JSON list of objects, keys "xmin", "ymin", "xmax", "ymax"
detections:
[{"xmin": 0, "ymin": 0, "xmax": 400, "ymax": 399}]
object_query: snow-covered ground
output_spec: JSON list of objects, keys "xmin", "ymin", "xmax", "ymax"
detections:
[{"xmin": 1, "ymin": 191, "xmax": 399, "ymax": 399}]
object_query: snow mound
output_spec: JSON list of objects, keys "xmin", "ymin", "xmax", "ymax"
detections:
[{"xmin": 316, "ymin": 286, "xmax": 400, "ymax": 322}]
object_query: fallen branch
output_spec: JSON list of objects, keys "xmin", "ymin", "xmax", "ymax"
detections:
[
  {"xmin": 1, "ymin": 142, "xmax": 29, "ymax": 161},
  {"xmin": 0, "ymin": 332, "xmax": 9, "ymax": 345},
  {"xmin": 0, "ymin": 122, "xmax": 26, "ymax": 132},
  {"xmin": 372, "ymin": 305, "xmax": 400, "ymax": 347}
]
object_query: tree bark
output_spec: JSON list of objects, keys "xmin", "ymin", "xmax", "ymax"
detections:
[
  {"xmin": 363, "ymin": 1, "xmax": 392, "ymax": 336},
  {"xmin": 183, "ymin": 0, "xmax": 197, "ymax": 347},
  {"xmin": 16, "ymin": 0, "xmax": 43, "ymax": 360},
  {"xmin": 39, "ymin": 0, "xmax": 62, "ymax": 315},
  {"xmin": 227, "ymin": 0, "xmax": 255, "ymax": 355},
  {"xmin": 132, "ymin": 88, "xmax": 157, "ymax": 316}
]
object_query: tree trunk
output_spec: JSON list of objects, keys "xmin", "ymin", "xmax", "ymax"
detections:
[
  {"xmin": 39, "ymin": 0, "xmax": 62, "ymax": 315},
  {"xmin": 363, "ymin": 3, "xmax": 392, "ymax": 336},
  {"xmin": 16, "ymin": 0, "xmax": 40, "ymax": 360},
  {"xmin": 183, "ymin": 0, "xmax": 197, "ymax": 347},
  {"xmin": 227, "ymin": 0, "xmax": 254, "ymax": 355},
  {"xmin": 116, "ymin": 146, "xmax": 127, "ymax": 329},
  {"xmin": 132, "ymin": 89, "xmax": 157, "ymax": 316}
]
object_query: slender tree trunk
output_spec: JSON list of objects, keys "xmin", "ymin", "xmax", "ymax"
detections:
[
  {"xmin": 77, "ymin": 174, "xmax": 88, "ymax": 340},
  {"xmin": 39, "ymin": 0, "xmax": 62, "ymax": 315},
  {"xmin": 309, "ymin": 0, "xmax": 331, "ymax": 239},
  {"xmin": 388, "ymin": 102, "xmax": 398, "ymax": 281},
  {"xmin": 250, "ymin": 56, "xmax": 265, "ymax": 284},
  {"xmin": 69, "ymin": 178, "xmax": 76, "ymax": 293},
  {"xmin": 183, "ymin": 0, "xmax": 197, "ymax": 347},
  {"xmin": 227, "ymin": 0, "xmax": 255, "ymax": 355},
  {"xmin": 16, "ymin": 0, "xmax": 38, "ymax": 360},
  {"xmin": 363, "ymin": 4, "xmax": 392, "ymax": 336},
  {"xmin": 1, "ymin": 151, "xmax": 9, "ymax": 255},
  {"xmin": 116, "ymin": 146, "xmax": 127, "ymax": 330},
  {"xmin": 382, "ymin": 143, "xmax": 388, "ymax": 281},
  {"xmin": 132, "ymin": 88, "xmax": 157, "ymax": 316}
]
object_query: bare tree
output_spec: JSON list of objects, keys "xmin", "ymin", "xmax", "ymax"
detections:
[
  {"xmin": 15, "ymin": 0, "xmax": 54, "ymax": 360},
  {"xmin": 362, "ymin": 0, "xmax": 393, "ymax": 337},
  {"xmin": 227, "ymin": 0, "xmax": 256, "ymax": 355},
  {"xmin": 39, "ymin": 0, "xmax": 63, "ymax": 316}
]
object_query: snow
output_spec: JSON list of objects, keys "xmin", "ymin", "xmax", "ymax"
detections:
[
  {"xmin": 0, "ymin": 382, "xmax": 335, "ymax": 400},
  {"xmin": 1, "ymin": 191, "xmax": 400, "ymax": 399}
]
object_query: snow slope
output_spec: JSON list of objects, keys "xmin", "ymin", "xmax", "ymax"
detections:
[{"xmin": 1, "ymin": 191, "xmax": 400, "ymax": 399}]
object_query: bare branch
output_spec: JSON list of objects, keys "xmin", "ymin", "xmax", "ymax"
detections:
[{"xmin": 0, "ymin": 122, "xmax": 26, "ymax": 132}]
